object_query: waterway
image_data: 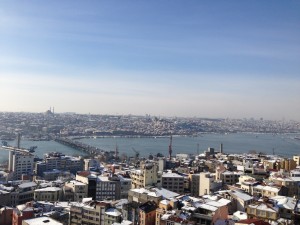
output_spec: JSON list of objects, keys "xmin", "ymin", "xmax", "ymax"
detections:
[{"xmin": 0, "ymin": 133, "xmax": 299, "ymax": 163}]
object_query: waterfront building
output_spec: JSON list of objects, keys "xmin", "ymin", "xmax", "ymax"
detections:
[
  {"xmin": 9, "ymin": 152, "xmax": 34, "ymax": 180},
  {"xmin": 35, "ymin": 152, "xmax": 83, "ymax": 177}
]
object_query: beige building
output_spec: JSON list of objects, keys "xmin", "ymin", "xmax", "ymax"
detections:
[
  {"xmin": 34, "ymin": 187, "xmax": 62, "ymax": 202},
  {"xmin": 293, "ymin": 155, "xmax": 300, "ymax": 166},
  {"xmin": 252, "ymin": 185, "xmax": 282, "ymax": 198},
  {"xmin": 199, "ymin": 172, "xmax": 222, "ymax": 196},
  {"xmin": 239, "ymin": 175, "xmax": 259, "ymax": 195},
  {"xmin": 162, "ymin": 172, "xmax": 184, "ymax": 194},
  {"xmin": 246, "ymin": 201, "xmax": 279, "ymax": 222},
  {"xmin": 219, "ymin": 171, "xmax": 241, "ymax": 185},
  {"xmin": 104, "ymin": 208, "xmax": 122, "ymax": 225},
  {"xmin": 128, "ymin": 188, "xmax": 162, "ymax": 204},
  {"xmin": 131, "ymin": 162, "xmax": 162, "ymax": 189},
  {"xmin": 64, "ymin": 180, "xmax": 88, "ymax": 202},
  {"xmin": 70, "ymin": 199, "xmax": 111, "ymax": 225}
]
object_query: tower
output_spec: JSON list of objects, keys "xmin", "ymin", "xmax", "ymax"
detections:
[
  {"xmin": 220, "ymin": 143, "xmax": 223, "ymax": 154},
  {"xmin": 168, "ymin": 136, "xmax": 172, "ymax": 160}
]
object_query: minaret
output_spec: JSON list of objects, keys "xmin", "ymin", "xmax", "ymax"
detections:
[{"xmin": 168, "ymin": 135, "xmax": 172, "ymax": 160}]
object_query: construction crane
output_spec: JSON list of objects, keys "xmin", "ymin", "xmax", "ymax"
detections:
[
  {"xmin": 168, "ymin": 135, "xmax": 172, "ymax": 160},
  {"xmin": 131, "ymin": 147, "xmax": 140, "ymax": 160}
]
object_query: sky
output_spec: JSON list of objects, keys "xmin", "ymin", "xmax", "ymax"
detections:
[{"xmin": 0, "ymin": 1, "xmax": 300, "ymax": 120}]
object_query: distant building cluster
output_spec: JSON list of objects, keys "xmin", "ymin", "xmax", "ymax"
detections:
[
  {"xmin": 0, "ymin": 139, "xmax": 300, "ymax": 225},
  {"xmin": 0, "ymin": 112, "xmax": 300, "ymax": 141}
]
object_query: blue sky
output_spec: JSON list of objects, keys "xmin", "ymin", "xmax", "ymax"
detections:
[{"xmin": 0, "ymin": 1, "xmax": 300, "ymax": 120}]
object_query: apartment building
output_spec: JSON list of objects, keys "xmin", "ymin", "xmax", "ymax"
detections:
[
  {"xmin": 34, "ymin": 187, "xmax": 62, "ymax": 202},
  {"xmin": 139, "ymin": 201, "xmax": 157, "ymax": 225},
  {"xmin": 219, "ymin": 171, "xmax": 242, "ymax": 185},
  {"xmin": 119, "ymin": 175, "xmax": 132, "ymax": 199},
  {"xmin": 17, "ymin": 182, "xmax": 37, "ymax": 205},
  {"xmin": 8, "ymin": 152, "xmax": 34, "ymax": 180},
  {"xmin": 131, "ymin": 162, "xmax": 162, "ymax": 189},
  {"xmin": 104, "ymin": 208, "xmax": 122, "ymax": 225},
  {"xmin": 162, "ymin": 172, "xmax": 184, "ymax": 194},
  {"xmin": 64, "ymin": 180, "xmax": 88, "ymax": 202},
  {"xmin": 246, "ymin": 200, "xmax": 279, "ymax": 223},
  {"xmin": 36, "ymin": 152, "xmax": 83, "ymax": 177},
  {"xmin": 96, "ymin": 175, "xmax": 121, "ymax": 201},
  {"xmin": 199, "ymin": 172, "xmax": 222, "ymax": 196},
  {"xmin": 70, "ymin": 199, "xmax": 110, "ymax": 225}
]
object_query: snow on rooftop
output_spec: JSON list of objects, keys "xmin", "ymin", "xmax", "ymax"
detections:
[
  {"xmin": 23, "ymin": 216, "xmax": 63, "ymax": 225},
  {"xmin": 105, "ymin": 208, "xmax": 121, "ymax": 217}
]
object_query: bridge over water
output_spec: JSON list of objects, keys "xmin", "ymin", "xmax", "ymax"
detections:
[{"xmin": 54, "ymin": 137, "xmax": 106, "ymax": 155}]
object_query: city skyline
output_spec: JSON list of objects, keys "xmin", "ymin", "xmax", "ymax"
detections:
[{"xmin": 1, "ymin": 1, "xmax": 300, "ymax": 121}]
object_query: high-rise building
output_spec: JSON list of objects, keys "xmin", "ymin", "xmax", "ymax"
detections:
[{"xmin": 8, "ymin": 152, "xmax": 34, "ymax": 180}]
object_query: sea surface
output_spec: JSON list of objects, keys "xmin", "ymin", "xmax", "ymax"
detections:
[{"xmin": 0, "ymin": 133, "xmax": 299, "ymax": 163}]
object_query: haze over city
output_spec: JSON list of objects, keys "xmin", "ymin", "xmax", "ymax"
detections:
[{"xmin": 1, "ymin": 1, "xmax": 300, "ymax": 120}]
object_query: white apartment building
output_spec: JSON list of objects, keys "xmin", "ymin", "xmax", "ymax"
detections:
[
  {"xmin": 9, "ymin": 151, "xmax": 34, "ymax": 180},
  {"xmin": 199, "ymin": 172, "xmax": 222, "ymax": 196}
]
